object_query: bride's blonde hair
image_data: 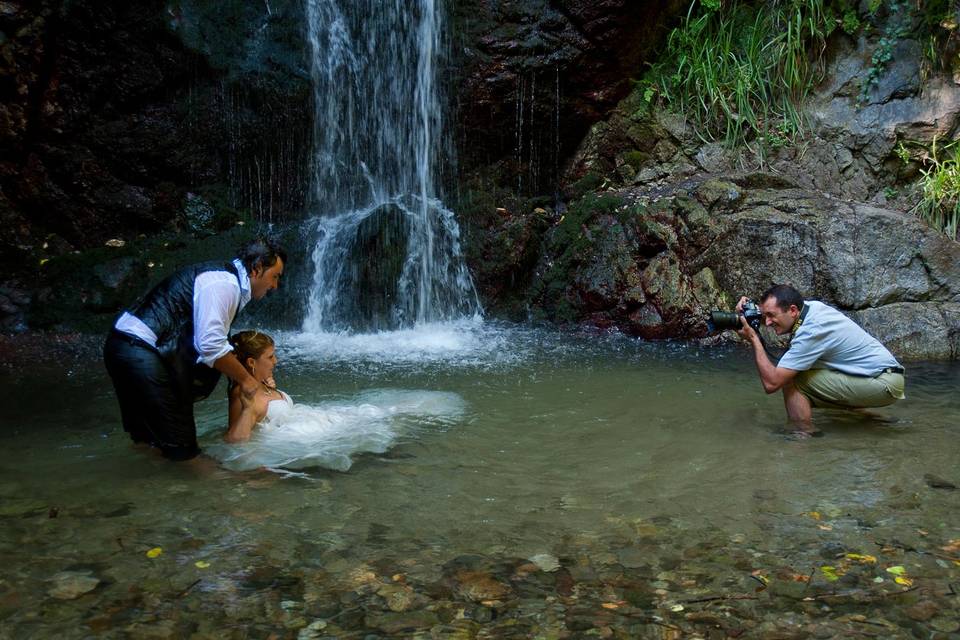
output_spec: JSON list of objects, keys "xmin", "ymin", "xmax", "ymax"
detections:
[{"xmin": 229, "ymin": 330, "xmax": 275, "ymax": 374}]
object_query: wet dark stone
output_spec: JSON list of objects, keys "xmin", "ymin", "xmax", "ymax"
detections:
[
  {"xmin": 554, "ymin": 568, "xmax": 575, "ymax": 596},
  {"xmin": 819, "ymin": 542, "xmax": 846, "ymax": 559},
  {"xmin": 366, "ymin": 523, "xmax": 390, "ymax": 544},
  {"xmin": 923, "ymin": 473, "xmax": 957, "ymax": 490},
  {"xmin": 905, "ymin": 600, "xmax": 940, "ymax": 621},
  {"xmin": 364, "ymin": 610, "xmax": 439, "ymax": 634},
  {"xmin": 240, "ymin": 567, "xmax": 302, "ymax": 597},
  {"xmin": 471, "ymin": 605, "xmax": 494, "ymax": 623},
  {"xmin": 623, "ymin": 586, "xmax": 656, "ymax": 609},
  {"xmin": 341, "ymin": 204, "xmax": 411, "ymax": 331}
]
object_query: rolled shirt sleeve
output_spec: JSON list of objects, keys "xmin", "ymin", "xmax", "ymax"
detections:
[
  {"xmin": 193, "ymin": 272, "xmax": 241, "ymax": 367},
  {"xmin": 777, "ymin": 330, "xmax": 827, "ymax": 371}
]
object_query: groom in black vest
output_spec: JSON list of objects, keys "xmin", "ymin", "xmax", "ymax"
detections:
[{"xmin": 103, "ymin": 238, "xmax": 286, "ymax": 460}]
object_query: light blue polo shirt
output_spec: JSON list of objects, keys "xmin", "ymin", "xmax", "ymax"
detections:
[{"xmin": 778, "ymin": 301, "xmax": 901, "ymax": 376}]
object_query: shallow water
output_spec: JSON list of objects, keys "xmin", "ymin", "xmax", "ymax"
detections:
[{"xmin": 2, "ymin": 322, "xmax": 958, "ymax": 638}]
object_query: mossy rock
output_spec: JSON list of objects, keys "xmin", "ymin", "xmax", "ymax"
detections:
[{"xmin": 565, "ymin": 172, "xmax": 605, "ymax": 201}]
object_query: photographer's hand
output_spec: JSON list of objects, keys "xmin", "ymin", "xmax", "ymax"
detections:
[
  {"xmin": 737, "ymin": 313, "xmax": 760, "ymax": 343},
  {"xmin": 735, "ymin": 296, "xmax": 750, "ymax": 314}
]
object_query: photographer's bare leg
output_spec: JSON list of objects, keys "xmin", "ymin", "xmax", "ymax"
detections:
[{"xmin": 782, "ymin": 383, "xmax": 815, "ymax": 432}]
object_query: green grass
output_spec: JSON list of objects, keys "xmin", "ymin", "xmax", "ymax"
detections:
[
  {"xmin": 914, "ymin": 136, "xmax": 960, "ymax": 239},
  {"xmin": 647, "ymin": 0, "xmax": 957, "ymax": 147},
  {"xmin": 648, "ymin": 0, "xmax": 833, "ymax": 147}
]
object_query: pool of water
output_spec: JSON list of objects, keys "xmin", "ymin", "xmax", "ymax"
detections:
[{"xmin": 2, "ymin": 321, "xmax": 958, "ymax": 638}]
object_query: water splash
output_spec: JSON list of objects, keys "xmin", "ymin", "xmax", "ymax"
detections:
[{"xmin": 303, "ymin": 0, "xmax": 480, "ymax": 331}]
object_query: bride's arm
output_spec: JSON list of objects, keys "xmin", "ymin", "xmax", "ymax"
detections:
[{"xmin": 224, "ymin": 387, "xmax": 265, "ymax": 443}]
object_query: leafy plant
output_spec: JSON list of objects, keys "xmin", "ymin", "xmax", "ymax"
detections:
[
  {"xmin": 840, "ymin": 10, "xmax": 861, "ymax": 34},
  {"xmin": 913, "ymin": 136, "xmax": 960, "ymax": 239},
  {"xmin": 858, "ymin": 0, "xmax": 910, "ymax": 105},
  {"xmin": 648, "ymin": 0, "xmax": 833, "ymax": 148}
]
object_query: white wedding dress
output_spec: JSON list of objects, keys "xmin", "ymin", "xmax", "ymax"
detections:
[{"xmin": 207, "ymin": 389, "xmax": 466, "ymax": 472}]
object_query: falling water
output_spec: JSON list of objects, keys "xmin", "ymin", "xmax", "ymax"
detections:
[{"xmin": 302, "ymin": 0, "xmax": 480, "ymax": 332}]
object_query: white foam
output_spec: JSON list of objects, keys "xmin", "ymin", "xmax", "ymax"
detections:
[
  {"xmin": 205, "ymin": 389, "xmax": 466, "ymax": 472},
  {"xmin": 276, "ymin": 318, "xmax": 531, "ymax": 369}
]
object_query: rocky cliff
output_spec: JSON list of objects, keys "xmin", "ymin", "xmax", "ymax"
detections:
[
  {"xmin": 2, "ymin": 0, "xmax": 959, "ymax": 359},
  {"xmin": 465, "ymin": 20, "xmax": 960, "ymax": 358}
]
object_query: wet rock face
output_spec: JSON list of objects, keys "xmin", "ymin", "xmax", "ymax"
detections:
[
  {"xmin": 0, "ymin": 0, "xmax": 310, "ymax": 269},
  {"xmin": 450, "ymin": 0, "xmax": 686, "ymax": 197},
  {"xmin": 522, "ymin": 178, "xmax": 960, "ymax": 358}
]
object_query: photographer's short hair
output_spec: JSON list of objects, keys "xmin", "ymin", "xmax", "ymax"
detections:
[
  {"xmin": 761, "ymin": 284, "xmax": 804, "ymax": 311},
  {"xmin": 237, "ymin": 237, "xmax": 286, "ymax": 275}
]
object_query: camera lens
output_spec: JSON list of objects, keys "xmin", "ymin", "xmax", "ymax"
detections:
[{"xmin": 708, "ymin": 311, "xmax": 740, "ymax": 331}]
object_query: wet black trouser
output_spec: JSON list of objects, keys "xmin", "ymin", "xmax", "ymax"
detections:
[{"xmin": 103, "ymin": 331, "xmax": 201, "ymax": 461}]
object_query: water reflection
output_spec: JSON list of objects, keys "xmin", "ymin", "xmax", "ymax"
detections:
[{"xmin": 0, "ymin": 325, "xmax": 957, "ymax": 637}]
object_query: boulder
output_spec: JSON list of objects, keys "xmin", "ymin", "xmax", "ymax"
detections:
[{"xmin": 528, "ymin": 181, "xmax": 960, "ymax": 358}]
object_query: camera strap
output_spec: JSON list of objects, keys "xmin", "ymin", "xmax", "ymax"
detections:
[{"xmin": 789, "ymin": 303, "xmax": 809, "ymax": 338}]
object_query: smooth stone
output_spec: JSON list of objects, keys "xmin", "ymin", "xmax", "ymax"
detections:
[
  {"xmin": 930, "ymin": 617, "xmax": 960, "ymax": 633},
  {"xmin": 923, "ymin": 473, "xmax": 957, "ymax": 489},
  {"xmin": 364, "ymin": 610, "xmax": 439, "ymax": 634},
  {"xmin": 529, "ymin": 553, "xmax": 560, "ymax": 573},
  {"xmin": 905, "ymin": 601, "xmax": 940, "ymax": 622},
  {"xmin": 47, "ymin": 571, "xmax": 100, "ymax": 600},
  {"xmin": 454, "ymin": 571, "xmax": 510, "ymax": 602},
  {"xmin": 377, "ymin": 584, "xmax": 416, "ymax": 612}
]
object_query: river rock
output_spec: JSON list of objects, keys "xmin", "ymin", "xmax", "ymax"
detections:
[
  {"xmin": 923, "ymin": 474, "xmax": 957, "ymax": 489},
  {"xmin": 522, "ymin": 176, "xmax": 960, "ymax": 357},
  {"xmin": 363, "ymin": 610, "xmax": 439, "ymax": 634},
  {"xmin": 528, "ymin": 553, "xmax": 560, "ymax": 573},
  {"xmin": 297, "ymin": 619, "xmax": 328, "ymax": 640},
  {"xmin": 453, "ymin": 570, "xmax": 511, "ymax": 602},
  {"xmin": 905, "ymin": 600, "xmax": 940, "ymax": 622},
  {"xmin": 47, "ymin": 571, "xmax": 100, "ymax": 600}
]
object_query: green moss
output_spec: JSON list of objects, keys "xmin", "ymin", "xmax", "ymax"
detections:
[
  {"xmin": 566, "ymin": 172, "xmax": 604, "ymax": 200},
  {"xmin": 531, "ymin": 193, "xmax": 628, "ymax": 318},
  {"xmin": 620, "ymin": 150, "xmax": 650, "ymax": 172}
]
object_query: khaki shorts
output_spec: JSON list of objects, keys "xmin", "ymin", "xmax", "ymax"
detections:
[{"xmin": 793, "ymin": 368, "xmax": 905, "ymax": 410}]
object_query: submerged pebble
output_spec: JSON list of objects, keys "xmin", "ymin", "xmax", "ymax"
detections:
[{"xmin": 47, "ymin": 571, "xmax": 99, "ymax": 600}]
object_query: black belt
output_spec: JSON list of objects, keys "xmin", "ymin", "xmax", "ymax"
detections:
[{"xmin": 879, "ymin": 366, "xmax": 904, "ymax": 375}]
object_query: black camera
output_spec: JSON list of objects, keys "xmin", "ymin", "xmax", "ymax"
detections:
[{"xmin": 709, "ymin": 299, "xmax": 762, "ymax": 332}]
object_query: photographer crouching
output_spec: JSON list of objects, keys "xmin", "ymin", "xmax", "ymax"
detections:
[{"xmin": 729, "ymin": 284, "xmax": 905, "ymax": 435}]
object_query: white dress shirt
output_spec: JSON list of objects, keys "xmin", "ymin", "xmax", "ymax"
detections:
[{"xmin": 114, "ymin": 259, "xmax": 251, "ymax": 366}]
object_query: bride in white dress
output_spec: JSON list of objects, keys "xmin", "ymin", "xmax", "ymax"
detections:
[
  {"xmin": 224, "ymin": 330, "xmax": 291, "ymax": 443},
  {"xmin": 213, "ymin": 330, "xmax": 466, "ymax": 471}
]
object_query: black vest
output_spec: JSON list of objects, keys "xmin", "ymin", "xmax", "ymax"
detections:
[{"xmin": 129, "ymin": 261, "xmax": 242, "ymax": 402}]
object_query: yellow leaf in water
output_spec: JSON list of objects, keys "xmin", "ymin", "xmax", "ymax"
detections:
[
  {"xmin": 886, "ymin": 565, "xmax": 906, "ymax": 576},
  {"xmin": 845, "ymin": 554, "xmax": 877, "ymax": 564},
  {"xmin": 894, "ymin": 576, "xmax": 914, "ymax": 587},
  {"xmin": 146, "ymin": 547, "xmax": 163, "ymax": 559},
  {"xmin": 820, "ymin": 566, "xmax": 840, "ymax": 581},
  {"xmin": 195, "ymin": 561, "xmax": 211, "ymax": 569},
  {"xmin": 601, "ymin": 602, "xmax": 620, "ymax": 610},
  {"xmin": 807, "ymin": 511, "xmax": 822, "ymax": 521}
]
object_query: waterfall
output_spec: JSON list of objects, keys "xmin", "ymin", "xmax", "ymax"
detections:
[{"xmin": 302, "ymin": 0, "xmax": 480, "ymax": 333}]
